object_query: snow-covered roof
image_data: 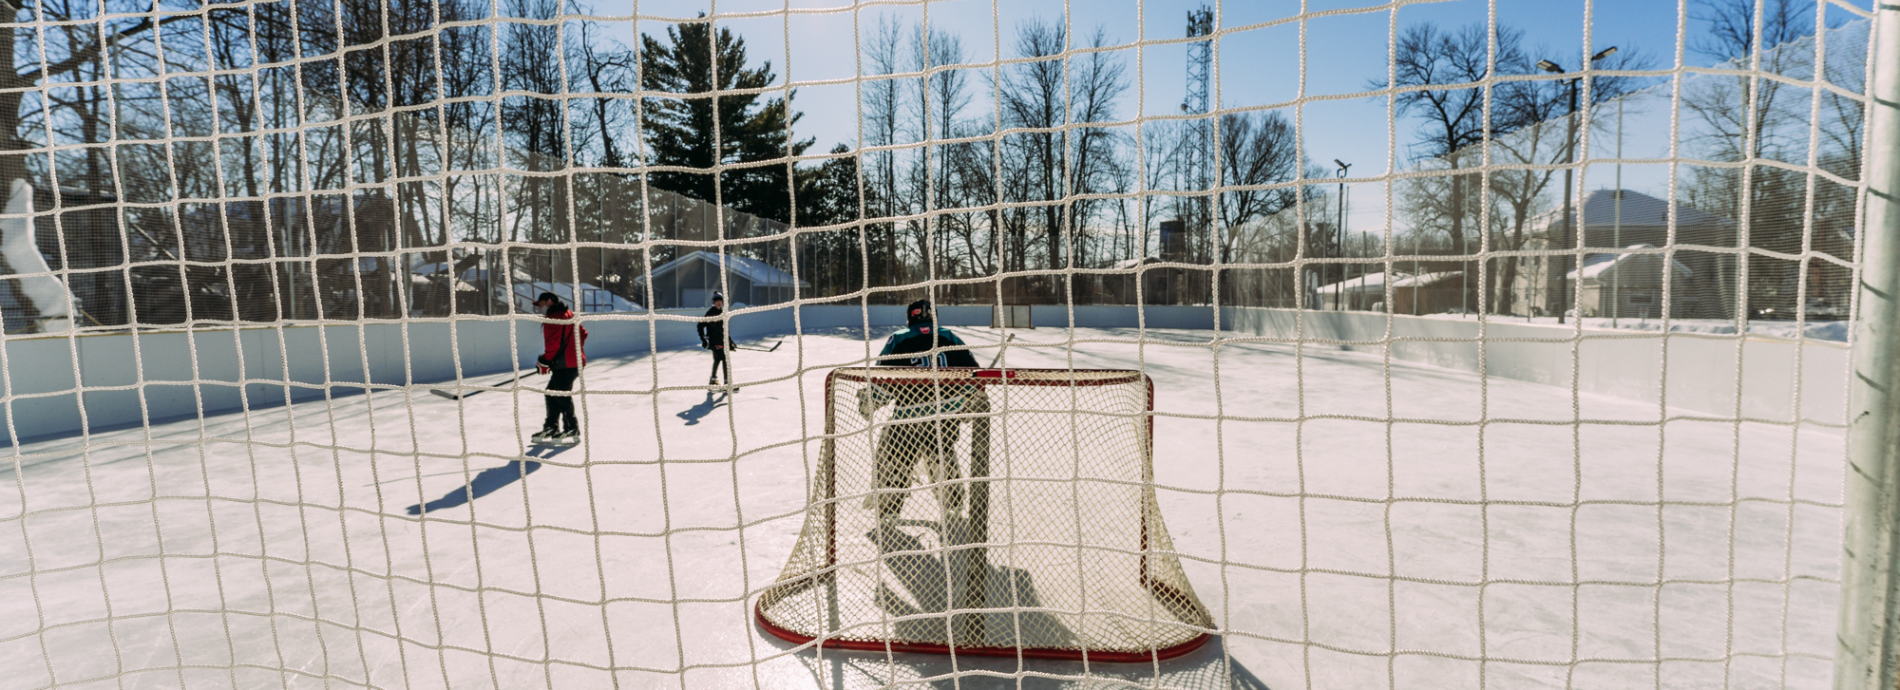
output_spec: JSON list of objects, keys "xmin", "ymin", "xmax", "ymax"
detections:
[
  {"xmin": 1317, "ymin": 271, "xmax": 1461, "ymax": 295},
  {"xmin": 509, "ymin": 281, "xmax": 643, "ymax": 313},
  {"xmin": 412, "ymin": 261, "xmax": 453, "ymax": 276},
  {"xmin": 1390, "ymin": 271, "xmax": 1463, "ymax": 289},
  {"xmin": 634, "ymin": 250, "xmax": 809, "ymax": 288},
  {"xmin": 1565, "ymin": 244, "xmax": 1695, "ymax": 281},
  {"xmin": 1530, "ymin": 189, "xmax": 1733, "ymax": 235},
  {"xmin": 1317, "ymin": 271, "xmax": 1401, "ymax": 295}
]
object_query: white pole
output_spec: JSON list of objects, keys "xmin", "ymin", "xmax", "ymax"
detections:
[{"xmin": 1836, "ymin": 6, "xmax": 1900, "ymax": 689}]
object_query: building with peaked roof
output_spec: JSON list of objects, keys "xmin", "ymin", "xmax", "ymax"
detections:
[
  {"xmin": 1518, "ymin": 189, "xmax": 1737, "ymax": 318},
  {"xmin": 1564, "ymin": 244, "xmax": 1696, "ymax": 319},
  {"xmin": 633, "ymin": 250, "xmax": 809, "ymax": 310},
  {"xmin": 1315, "ymin": 271, "xmax": 1467, "ymax": 314}
]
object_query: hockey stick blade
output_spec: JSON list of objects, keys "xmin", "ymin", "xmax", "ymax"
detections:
[
  {"xmin": 430, "ymin": 372, "xmax": 529, "ymax": 401},
  {"xmin": 735, "ymin": 340, "xmax": 782, "ymax": 353}
]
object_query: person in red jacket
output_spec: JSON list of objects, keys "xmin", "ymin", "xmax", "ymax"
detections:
[{"xmin": 532, "ymin": 292, "xmax": 588, "ymax": 444}]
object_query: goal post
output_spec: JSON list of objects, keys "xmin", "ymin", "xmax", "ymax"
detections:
[
  {"xmin": 755, "ymin": 367, "xmax": 1214, "ymax": 661},
  {"xmin": 1834, "ymin": 5, "xmax": 1900, "ymax": 689}
]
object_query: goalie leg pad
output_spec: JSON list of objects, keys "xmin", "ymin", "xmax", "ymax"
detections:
[{"xmin": 870, "ymin": 422, "xmax": 928, "ymax": 518}]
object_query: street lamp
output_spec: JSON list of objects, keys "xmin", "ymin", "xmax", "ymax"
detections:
[
  {"xmin": 1334, "ymin": 160, "xmax": 1351, "ymax": 310},
  {"xmin": 1539, "ymin": 46, "xmax": 1617, "ymax": 325}
]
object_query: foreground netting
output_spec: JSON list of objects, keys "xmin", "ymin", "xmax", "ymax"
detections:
[
  {"xmin": 756, "ymin": 367, "xmax": 1213, "ymax": 660},
  {"xmin": 3, "ymin": 0, "xmax": 1900, "ymax": 687}
]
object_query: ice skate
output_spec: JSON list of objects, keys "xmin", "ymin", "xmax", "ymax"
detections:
[
  {"xmin": 557, "ymin": 428, "xmax": 580, "ymax": 445},
  {"xmin": 530, "ymin": 425, "xmax": 558, "ymax": 444}
]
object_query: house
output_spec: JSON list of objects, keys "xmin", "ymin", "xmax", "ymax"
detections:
[
  {"xmin": 1518, "ymin": 189, "xmax": 1736, "ymax": 318},
  {"xmin": 1389, "ymin": 272, "xmax": 1468, "ymax": 315},
  {"xmin": 505, "ymin": 280, "xmax": 643, "ymax": 314},
  {"xmin": 1314, "ymin": 271, "xmax": 1397, "ymax": 311},
  {"xmin": 1315, "ymin": 271, "xmax": 1468, "ymax": 313},
  {"xmin": 1564, "ymin": 244, "xmax": 1694, "ymax": 319},
  {"xmin": 633, "ymin": 251, "xmax": 808, "ymax": 309},
  {"xmin": 1098, "ymin": 256, "xmax": 1212, "ymax": 306}
]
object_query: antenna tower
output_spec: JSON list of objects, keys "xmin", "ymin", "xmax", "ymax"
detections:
[{"xmin": 1184, "ymin": 6, "xmax": 1213, "ymax": 258}]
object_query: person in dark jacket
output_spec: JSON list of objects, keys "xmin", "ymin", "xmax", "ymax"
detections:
[
  {"xmin": 859, "ymin": 299, "xmax": 981, "ymax": 521},
  {"xmin": 698, "ymin": 292, "xmax": 734, "ymax": 389},
  {"xmin": 533, "ymin": 292, "xmax": 588, "ymax": 444}
]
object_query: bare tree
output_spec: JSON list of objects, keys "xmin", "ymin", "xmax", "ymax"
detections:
[
  {"xmin": 1377, "ymin": 22, "xmax": 1523, "ymax": 310},
  {"xmin": 861, "ymin": 17, "xmax": 907, "ymax": 288},
  {"xmin": 911, "ymin": 26, "xmax": 967, "ymax": 282},
  {"xmin": 1214, "ymin": 111, "xmax": 1300, "ymax": 264},
  {"xmin": 1681, "ymin": 0, "xmax": 1816, "ymax": 318},
  {"xmin": 995, "ymin": 19, "xmax": 1127, "ymax": 295}
]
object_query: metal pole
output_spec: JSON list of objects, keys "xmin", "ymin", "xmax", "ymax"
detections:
[
  {"xmin": 1558, "ymin": 79, "xmax": 1577, "ymax": 324},
  {"xmin": 1835, "ymin": 6, "xmax": 1900, "ymax": 689},
  {"xmin": 1334, "ymin": 160, "xmax": 1350, "ymax": 311},
  {"xmin": 1613, "ymin": 96, "xmax": 1623, "ymax": 327}
]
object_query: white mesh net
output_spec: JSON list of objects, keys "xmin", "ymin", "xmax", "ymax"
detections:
[{"xmin": 0, "ymin": 0, "xmax": 1890, "ymax": 688}]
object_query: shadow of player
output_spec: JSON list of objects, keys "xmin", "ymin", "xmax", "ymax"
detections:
[
  {"xmin": 792, "ymin": 523, "xmax": 1267, "ymax": 690},
  {"xmin": 676, "ymin": 391, "xmax": 728, "ymax": 426},
  {"xmin": 406, "ymin": 459, "xmax": 544, "ymax": 515},
  {"xmin": 865, "ymin": 521, "xmax": 1079, "ymax": 651}
]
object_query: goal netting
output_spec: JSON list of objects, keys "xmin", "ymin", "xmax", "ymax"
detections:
[
  {"xmin": 756, "ymin": 367, "xmax": 1212, "ymax": 660},
  {"xmin": 0, "ymin": 0, "xmax": 1897, "ymax": 689}
]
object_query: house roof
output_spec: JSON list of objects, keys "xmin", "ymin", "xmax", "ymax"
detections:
[
  {"xmin": 633, "ymin": 250, "xmax": 809, "ymax": 288},
  {"xmin": 508, "ymin": 281, "xmax": 643, "ymax": 312},
  {"xmin": 1566, "ymin": 244, "xmax": 1696, "ymax": 281},
  {"xmin": 1317, "ymin": 271, "xmax": 1462, "ymax": 295},
  {"xmin": 1530, "ymin": 189, "xmax": 1733, "ymax": 236}
]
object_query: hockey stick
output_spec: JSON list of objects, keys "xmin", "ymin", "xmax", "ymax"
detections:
[
  {"xmin": 986, "ymin": 333, "xmax": 1016, "ymax": 368},
  {"xmin": 429, "ymin": 372, "xmax": 532, "ymax": 400},
  {"xmin": 733, "ymin": 340, "xmax": 782, "ymax": 353}
]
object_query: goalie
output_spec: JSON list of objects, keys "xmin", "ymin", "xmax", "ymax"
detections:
[{"xmin": 858, "ymin": 300, "xmax": 984, "ymax": 520}]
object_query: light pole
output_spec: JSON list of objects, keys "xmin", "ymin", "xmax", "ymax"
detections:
[
  {"xmin": 1334, "ymin": 159, "xmax": 1350, "ymax": 310},
  {"xmin": 1613, "ymin": 94, "xmax": 1623, "ymax": 326},
  {"xmin": 1539, "ymin": 46, "xmax": 1616, "ymax": 325}
]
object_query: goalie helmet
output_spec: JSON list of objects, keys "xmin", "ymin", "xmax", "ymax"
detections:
[{"xmin": 905, "ymin": 299, "xmax": 933, "ymax": 327}]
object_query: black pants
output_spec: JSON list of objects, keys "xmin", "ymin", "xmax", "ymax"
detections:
[
  {"xmin": 709, "ymin": 346, "xmax": 732, "ymax": 383},
  {"xmin": 543, "ymin": 367, "xmax": 579, "ymax": 431}
]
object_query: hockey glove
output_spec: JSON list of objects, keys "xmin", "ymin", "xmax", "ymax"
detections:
[{"xmin": 536, "ymin": 364, "xmax": 550, "ymax": 375}]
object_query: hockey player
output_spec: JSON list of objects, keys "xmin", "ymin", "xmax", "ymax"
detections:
[
  {"xmin": 532, "ymin": 292, "xmax": 588, "ymax": 444},
  {"xmin": 698, "ymin": 292, "xmax": 735, "ymax": 389},
  {"xmin": 860, "ymin": 299, "xmax": 981, "ymax": 520}
]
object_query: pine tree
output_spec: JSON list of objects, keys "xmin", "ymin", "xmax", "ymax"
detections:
[{"xmin": 641, "ymin": 18, "xmax": 813, "ymax": 224}]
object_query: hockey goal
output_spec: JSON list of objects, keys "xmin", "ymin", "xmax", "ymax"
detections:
[{"xmin": 755, "ymin": 367, "xmax": 1213, "ymax": 661}]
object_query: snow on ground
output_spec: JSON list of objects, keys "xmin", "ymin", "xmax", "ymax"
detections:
[
  {"xmin": 0, "ymin": 325, "xmax": 1844, "ymax": 689},
  {"xmin": 1420, "ymin": 312, "xmax": 1852, "ymax": 342}
]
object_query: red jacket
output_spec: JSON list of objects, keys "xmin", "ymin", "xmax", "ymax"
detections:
[{"xmin": 540, "ymin": 309, "xmax": 588, "ymax": 368}]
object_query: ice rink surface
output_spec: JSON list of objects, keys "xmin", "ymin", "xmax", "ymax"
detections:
[{"xmin": 0, "ymin": 325, "xmax": 1844, "ymax": 689}]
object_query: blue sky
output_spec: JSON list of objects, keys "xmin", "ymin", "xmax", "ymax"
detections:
[{"xmin": 594, "ymin": 0, "xmax": 1871, "ymax": 233}]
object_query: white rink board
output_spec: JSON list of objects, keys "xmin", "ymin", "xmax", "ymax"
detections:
[{"xmin": 0, "ymin": 326, "xmax": 1842, "ymax": 689}]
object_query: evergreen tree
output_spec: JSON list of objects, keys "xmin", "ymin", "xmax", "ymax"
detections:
[
  {"xmin": 793, "ymin": 143, "xmax": 869, "ymax": 297},
  {"xmin": 641, "ymin": 18, "xmax": 812, "ymax": 224}
]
